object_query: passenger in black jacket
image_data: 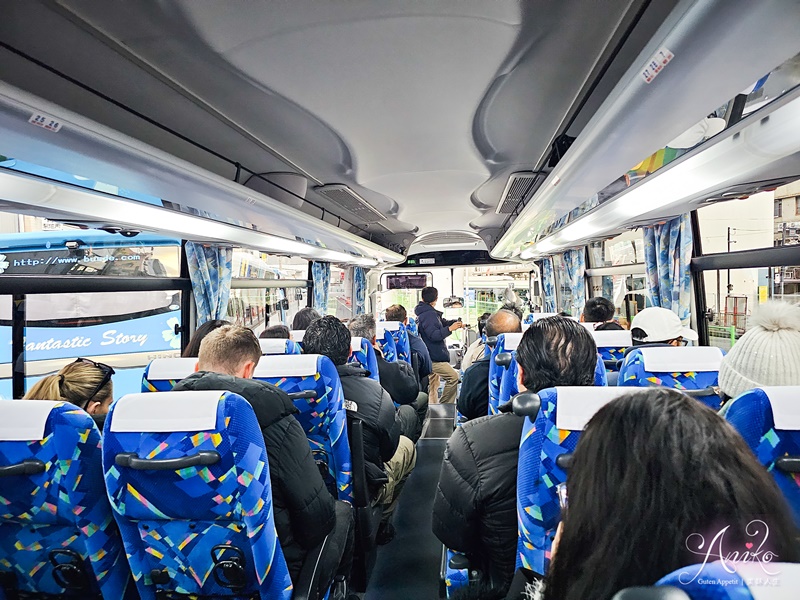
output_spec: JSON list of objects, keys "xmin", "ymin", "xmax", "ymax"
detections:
[
  {"xmin": 304, "ymin": 316, "xmax": 417, "ymax": 544},
  {"xmin": 172, "ymin": 325, "xmax": 352, "ymax": 587},
  {"xmin": 458, "ymin": 309, "xmax": 522, "ymax": 421},
  {"xmin": 414, "ymin": 287, "xmax": 464, "ymax": 404},
  {"xmin": 433, "ymin": 317, "xmax": 598, "ymax": 596},
  {"xmin": 349, "ymin": 313, "xmax": 426, "ymax": 441},
  {"xmin": 385, "ymin": 304, "xmax": 432, "ymax": 398},
  {"xmin": 580, "ymin": 296, "xmax": 624, "ymax": 330}
]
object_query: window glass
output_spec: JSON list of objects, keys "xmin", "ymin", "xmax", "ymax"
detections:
[
  {"xmin": 0, "ymin": 295, "xmax": 11, "ymax": 399},
  {"xmin": 328, "ymin": 266, "xmax": 353, "ymax": 321},
  {"xmin": 589, "ymin": 273, "xmax": 651, "ymax": 327},
  {"xmin": 23, "ymin": 291, "xmax": 182, "ymax": 399},
  {"xmin": 697, "ymin": 190, "xmax": 779, "ymax": 253},
  {"xmin": 552, "ymin": 254, "xmax": 572, "ymax": 315},
  {"xmin": 588, "ymin": 230, "xmax": 644, "ymax": 268}
]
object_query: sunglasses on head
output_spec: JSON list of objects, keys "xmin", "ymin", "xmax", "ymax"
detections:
[{"xmin": 73, "ymin": 357, "xmax": 115, "ymax": 403}]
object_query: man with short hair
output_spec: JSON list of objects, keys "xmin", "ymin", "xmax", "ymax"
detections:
[
  {"xmin": 349, "ymin": 313, "xmax": 425, "ymax": 441},
  {"xmin": 260, "ymin": 324, "xmax": 291, "ymax": 339},
  {"xmin": 581, "ymin": 297, "xmax": 623, "ymax": 331},
  {"xmin": 173, "ymin": 325, "xmax": 351, "ymax": 587},
  {"xmin": 414, "ymin": 287, "xmax": 463, "ymax": 403},
  {"xmin": 458, "ymin": 309, "xmax": 522, "ymax": 421},
  {"xmin": 304, "ymin": 316, "xmax": 416, "ymax": 545},
  {"xmin": 433, "ymin": 317, "xmax": 598, "ymax": 596}
]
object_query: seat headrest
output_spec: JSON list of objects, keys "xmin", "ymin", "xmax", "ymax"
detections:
[
  {"xmin": 291, "ymin": 329, "xmax": 305, "ymax": 342},
  {"xmin": 0, "ymin": 400, "xmax": 62, "ymax": 441},
  {"xmin": 521, "ymin": 323, "xmax": 530, "ymax": 332},
  {"xmin": 554, "ymin": 386, "xmax": 631, "ymax": 431},
  {"xmin": 259, "ymin": 338, "xmax": 290, "ymax": 354},
  {"xmin": 733, "ymin": 562, "xmax": 800, "ymax": 599},
  {"xmin": 760, "ymin": 387, "xmax": 800, "ymax": 430},
  {"xmin": 253, "ymin": 353, "xmax": 320, "ymax": 378},
  {"xmin": 502, "ymin": 332, "xmax": 525, "ymax": 351},
  {"xmin": 110, "ymin": 391, "xmax": 223, "ymax": 433},
  {"xmin": 351, "ymin": 336, "xmax": 366, "ymax": 352},
  {"xmin": 531, "ymin": 313, "xmax": 559, "ymax": 320},
  {"xmin": 146, "ymin": 357, "xmax": 198, "ymax": 380},
  {"xmin": 591, "ymin": 330, "xmax": 633, "ymax": 348},
  {"xmin": 377, "ymin": 321, "xmax": 402, "ymax": 333},
  {"xmin": 639, "ymin": 346, "xmax": 723, "ymax": 372}
]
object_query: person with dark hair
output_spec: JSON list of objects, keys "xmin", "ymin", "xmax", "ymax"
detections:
[
  {"xmin": 433, "ymin": 317, "xmax": 597, "ymax": 597},
  {"xmin": 458, "ymin": 310, "xmax": 522, "ymax": 421},
  {"xmin": 536, "ymin": 388, "xmax": 799, "ymax": 600},
  {"xmin": 477, "ymin": 312, "xmax": 492, "ymax": 337},
  {"xmin": 580, "ymin": 297, "xmax": 623, "ymax": 331},
  {"xmin": 349, "ymin": 314, "xmax": 426, "ymax": 441},
  {"xmin": 292, "ymin": 307, "xmax": 322, "ymax": 331},
  {"xmin": 304, "ymin": 316, "xmax": 417, "ymax": 545},
  {"xmin": 415, "ymin": 286, "xmax": 463, "ymax": 403},
  {"xmin": 260, "ymin": 324, "xmax": 291, "ymax": 339},
  {"xmin": 181, "ymin": 319, "xmax": 228, "ymax": 358},
  {"xmin": 385, "ymin": 304, "xmax": 432, "ymax": 395},
  {"xmin": 630, "ymin": 306, "xmax": 697, "ymax": 346},
  {"xmin": 173, "ymin": 325, "xmax": 351, "ymax": 587}
]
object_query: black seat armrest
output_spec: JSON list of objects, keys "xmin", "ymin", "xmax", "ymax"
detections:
[
  {"xmin": 511, "ymin": 391, "xmax": 541, "ymax": 420},
  {"xmin": 494, "ymin": 352, "xmax": 513, "ymax": 368},
  {"xmin": 349, "ymin": 419, "xmax": 369, "ymax": 508},
  {"xmin": 293, "ymin": 535, "xmax": 330, "ymax": 600},
  {"xmin": 612, "ymin": 587, "xmax": 691, "ymax": 600}
]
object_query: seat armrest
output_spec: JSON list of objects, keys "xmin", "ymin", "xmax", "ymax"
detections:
[
  {"xmin": 293, "ymin": 535, "xmax": 330, "ymax": 600},
  {"xmin": 349, "ymin": 419, "xmax": 369, "ymax": 508},
  {"xmin": 612, "ymin": 587, "xmax": 691, "ymax": 600}
]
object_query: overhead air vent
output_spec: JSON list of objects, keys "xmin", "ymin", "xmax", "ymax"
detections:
[
  {"xmin": 496, "ymin": 172, "xmax": 541, "ymax": 214},
  {"xmin": 315, "ymin": 185, "xmax": 386, "ymax": 223}
]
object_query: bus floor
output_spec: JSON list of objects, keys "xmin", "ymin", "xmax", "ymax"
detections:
[{"xmin": 364, "ymin": 403, "xmax": 454, "ymax": 599}]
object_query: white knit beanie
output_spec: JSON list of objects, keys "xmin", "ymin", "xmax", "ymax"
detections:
[{"xmin": 718, "ymin": 301, "xmax": 800, "ymax": 399}]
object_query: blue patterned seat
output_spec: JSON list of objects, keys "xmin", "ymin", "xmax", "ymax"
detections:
[
  {"xmin": 725, "ymin": 387, "xmax": 800, "ymax": 527},
  {"xmin": 488, "ymin": 333, "xmax": 523, "ymax": 415},
  {"xmin": 259, "ymin": 338, "xmax": 302, "ymax": 355},
  {"xmin": 377, "ymin": 327, "xmax": 398, "ymax": 363},
  {"xmin": 0, "ymin": 400, "xmax": 132, "ymax": 599},
  {"xmin": 406, "ymin": 317, "xmax": 419, "ymax": 337},
  {"xmin": 348, "ymin": 337, "xmax": 380, "ymax": 382},
  {"xmin": 516, "ymin": 386, "xmax": 629, "ymax": 574},
  {"xmin": 587, "ymin": 329, "xmax": 632, "ymax": 371},
  {"xmin": 254, "ymin": 354, "xmax": 353, "ymax": 503},
  {"xmin": 619, "ymin": 347, "xmax": 724, "ymax": 409},
  {"xmin": 103, "ymin": 391, "xmax": 294, "ymax": 600},
  {"xmin": 378, "ymin": 321, "xmax": 411, "ymax": 364},
  {"xmin": 141, "ymin": 357, "xmax": 199, "ymax": 392},
  {"xmin": 647, "ymin": 561, "xmax": 800, "ymax": 599}
]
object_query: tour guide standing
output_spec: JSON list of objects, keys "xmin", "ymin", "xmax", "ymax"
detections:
[{"xmin": 414, "ymin": 287, "xmax": 463, "ymax": 403}]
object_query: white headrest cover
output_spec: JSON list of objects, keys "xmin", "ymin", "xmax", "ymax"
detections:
[
  {"xmin": 260, "ymin": 339, "xmax": 289, "ymax": 355},
  {"xmin": 291, "ymin": 329, "xmax": 305, "ymax": 342},
  {"xmin": 640, "ymin": 346, "xmax": 723, "ymax": 372},
  {"xmin": 0, "ymin": 400, "xmax": 61, "ymax": 441},
  {"xmin": 734, "ymin": 562, "xmax": 800, "ymax": 600},
  {"xmin": 111, "ymin": 391, "xmax": 221, "ymax": 433},
  {"xmin": 555, "ymin": 387, "xmax": 631, "ymax": 431},
  {"xmin": 254, "ymin": 353, "xmax": 319, "ymax": 378},
  {"xmin": 146, "ymin": 358, "xmax": 198, "ymax": 381},
  {"xmin": 351, "ymin": 337, "xmax": 366, "ymax": 352},
  {"xmin": 502, "ymin": 332, "xmax": 525, "ymax": 351},
  {"xmin": 761, "ymin": 387, "xmax": 800, "ymax": 430},
  {"xmin": 521, "ymin": 323, "xmax": 530, "ymax": 332},
  {"xmin": 532, "ymin": 313, "xmax": 559, "ymax": 320},
  {"xmin": 591, "ymin": 330, "xmax": 633, "ymax": 348},
  {"xmin": 377, "ymin": 321, "xmax": 402, "ymax": 333}
]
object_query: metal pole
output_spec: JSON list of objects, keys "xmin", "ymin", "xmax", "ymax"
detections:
[{"xmin": 11, "ymin": 294, "xmax": 25, "ymax": 399}]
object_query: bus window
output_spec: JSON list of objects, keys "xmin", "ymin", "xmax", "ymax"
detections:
[
  {"xmin": 587, "ymin": 231, "xmax": 646, "ymax": 324},
  {"xmin": 328, "ymin": 266, "xmax": 353, "ymax": 321},
  {"xmin": 19, "ymin": 291, "xmax": 183, "ymax": 399},
  {"xmin": 0, "ymin": 295, "xmax": 10, "ymax": 399}
]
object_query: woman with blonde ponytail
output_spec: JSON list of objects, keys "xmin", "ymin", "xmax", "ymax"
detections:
[{"xmin": 24, "ymin": 358, "xmax": 115, "ymax": 429}]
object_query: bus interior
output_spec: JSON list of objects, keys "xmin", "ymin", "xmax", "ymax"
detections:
[{"xmin": 1, "ymin": 1, "xmax": 800, "ymax": 599}]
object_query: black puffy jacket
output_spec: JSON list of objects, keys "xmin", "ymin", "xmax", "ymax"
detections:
[
  {"xmin": 375, "ymin": 351, "xmax": 419, "ymax": 405},
  {"xmin": 173, "ymin": 372, "xmax": 336, "ymax": 582},
  {"xmin": 457, "ymin": 357, "xmax": 490, "ymax": 421},
  {"xmin": 414, "ymin": 302, "xmax": 457, "ymax": 363},
  {"xmin": 336, "ymin": 363, "xmax": 400, "ymax": 493},
  {"xmin": 432, "ymin": 412, "xmax": 525, "ymax": 593}
]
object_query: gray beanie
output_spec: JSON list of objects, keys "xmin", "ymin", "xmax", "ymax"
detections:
[{"xmin": 718, "ymin": 301, "xmax": 800, "ymax": 399}]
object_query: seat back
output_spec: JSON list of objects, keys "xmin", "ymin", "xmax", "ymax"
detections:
[
  {"xmin": 588, "ymin": 329, "xmax": 632, "ymax": 370},
  {"xmin": 141, "ymin": 357, "xmax": 198, "ymax": 392},
  {"xmin": 348, "ymin": 337, "xmax": 380, "ymax": 382},
  {"xmin": 618, "ymin": 346, "xmax": 724, "ymax": 408},
  {"xmin": 0, "ymin": 401, "xmax": 131, "ymax": 598},
  {"xmin": 378, "ymin": 328, "xmax": 398, "ymax": 363},
  {"xmin": 725, "ymin": 387, "xmax": 800, "ymax": 526},
  {"xmin": 488, "ymin": 333, "xmax": 523, "ymax": 415},
  {"xmin": 290, "ymin": 329, "xmax": 306, "ymax": 343},
  {"xmin": 378, "ymin": 321, "xmax": 410, "ymax": 363},
  {"xmin": 253, "ymin": 354, "xmax": 353, "ymax": 502},
  {"xmin": 516, "ymin": 386, "xmax": 630, "ymax": 573},
  {"xmin": 259, "ymin": 338, "xmax": 302, "ymax": 355},
  {"xmin": 654, "ymin": 561, "xmax": 800, "ymax": 599},
  {"xmin": 103, "ymin": 391, "xmax": 292, "ymax": 600}
]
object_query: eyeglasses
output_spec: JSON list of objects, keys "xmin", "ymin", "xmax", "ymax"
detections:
[{"xmin": 73, "ymin": 357, "xmax": 115, "ymax": 403}]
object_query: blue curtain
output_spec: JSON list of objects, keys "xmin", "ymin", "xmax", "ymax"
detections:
[
  {"xmin": 562, "ymin": 248, "xmax": 586, "ymax": 317},
  {"xmin": 311, "ymin": 261, "xmax": 331, "ymax": 314},
  {"xmin": 643, "ymin": 213, "xmax": 693, "ymax": 324},
  {"xmin": 185, "ymin": 242, "xmax": 233, "ymax": 324},
  {"xmin": 539, "ymin": 258, "xmax": 557, "ymax": 313},
  {"xmin": 353, "ymin": 267, "xmax": 367, "ymax": 315}
]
